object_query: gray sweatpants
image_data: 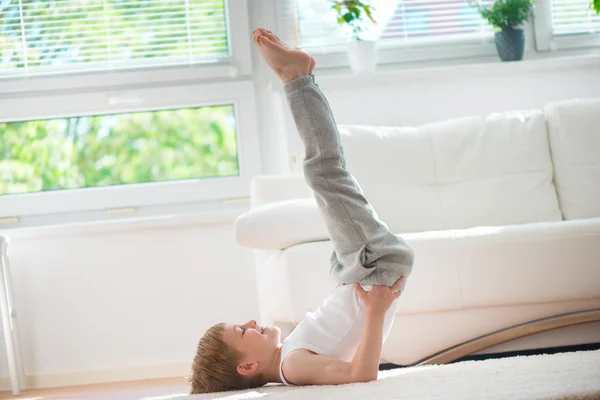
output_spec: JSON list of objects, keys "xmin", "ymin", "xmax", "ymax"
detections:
[{"xmin": 284, "ymin": 75, "xmax": 414, "ymax": 288}]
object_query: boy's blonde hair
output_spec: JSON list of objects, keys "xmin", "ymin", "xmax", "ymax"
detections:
[{"xmin": 189, "ymin": 323, "xmax": 266, "ymax": 394}]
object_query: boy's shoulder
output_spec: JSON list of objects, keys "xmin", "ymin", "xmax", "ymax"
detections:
[
  {"xmin": 281, "ymin": 348, "xmax": 352, "ymax": 386},
  {"xmin": 281, "ymin": 349, "xmax": 318, "ymax": 384},
  {"xmin": 282, "ymin": 348, "xmax": 317, "ymax": 369}
]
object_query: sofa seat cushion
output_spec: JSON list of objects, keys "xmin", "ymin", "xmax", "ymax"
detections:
[
  {"xmin": 269, "ymin": 218, "xmax": 600, "ymax": 324},
  {"xmin": 545, "ymin": 98, "xmax": 600, "ymax": 220},
  {"xmin": 336, "ymin": 110, "xmax": 562, "ymax": 234}
]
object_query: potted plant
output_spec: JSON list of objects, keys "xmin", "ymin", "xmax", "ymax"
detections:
[
  {"xmin": 330, "ymin": 0, "xmax": 377, "ymax": 74},
  {"xmin": 471, "ymin": 0, "xmax": 536, "ymax": 62},
  {"xmin": 592, "ymin": 0, "xmax": 600, "ymax": 14}
]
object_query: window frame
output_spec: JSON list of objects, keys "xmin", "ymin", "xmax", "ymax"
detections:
[
  {"xmin": 276, "ymin": 0, "xmax": 499, "ymax": 69},
  {"xmin": 0, "ymin": 0, "xmax": 253, "ymax": 95},
  {"xmin": 0, "ymin": 79, "xmax": 261, "ymax": 219},
  {"xmin": 533, "ymin": 0, "xmax": 600, "ymax": 52}
]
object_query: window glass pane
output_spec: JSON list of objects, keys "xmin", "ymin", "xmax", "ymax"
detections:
[
  {"xmin": 0, "ymin": 0, "xmax": 23, "ymax": 69},
  {"xmin": 552, "ymin": 0, "xmax": 600, "ymax": 35},
  {"xmin": 0, "ymin": 0, "xmax": 229, "ymax": 77},
  {"xmin": 293, "ymin": 0, "xmax": 493, "ymax": 49},
  {"xmin": 0, "ymin": 104, "xmax": 239, "ymax": 195}
]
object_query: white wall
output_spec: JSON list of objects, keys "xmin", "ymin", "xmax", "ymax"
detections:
[
  {"xmin": 0, "ymin": 0, "xmax": 599, "ymax": 391},
  {"xmin": 278, "ymin": 59, "xmax": 600, "ymax": 171},
  {"xmin": 0, "ymin": 221, "xmax": 258, "ymax": 389},
  {"xmin": 320, "ymin": 67, "xmax": 600, "ymax": 126}
]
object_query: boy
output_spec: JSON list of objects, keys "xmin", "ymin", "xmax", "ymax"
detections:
[{"xmin": 189, "ymin": 29, "xmax": 414, "ymax": 394}]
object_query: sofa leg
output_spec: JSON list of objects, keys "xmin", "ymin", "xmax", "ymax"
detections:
[{"xmin": 417, "ymin": 309, "xmax": 600, "ymax": 366}]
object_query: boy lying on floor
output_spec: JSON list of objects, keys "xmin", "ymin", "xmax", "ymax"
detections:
[{"xmin": 189, "ymin": 29, "xmax": 414, "ymax": 393}]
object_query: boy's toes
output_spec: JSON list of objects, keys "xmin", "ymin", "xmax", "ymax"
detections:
[
  {"xmin": 253, "ymin": 28, "xmax": 289, "ymax": 49},
  {"xmin": 265, "ymin": 31, "xmax": 282, "ymax": 46},
  {"xmin": 268, "ymin": 30, "xmax": 287, "ymax": 47},
  {"xmin": 256, "ymin": 28, "xmax": 270, "ymax": 37},
  {"xmin": 258, "ymin": 35, "xmax": 278, "ymax": 50}
]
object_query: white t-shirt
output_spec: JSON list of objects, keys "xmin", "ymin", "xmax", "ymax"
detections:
[{"xmin": 278, "ymin": 284, "xmax": 399, "ymax": 385}]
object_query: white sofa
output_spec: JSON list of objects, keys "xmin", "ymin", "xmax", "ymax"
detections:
[{"xmin": 234, "ymin": 98, "xmax": 600, "ymax": 366}]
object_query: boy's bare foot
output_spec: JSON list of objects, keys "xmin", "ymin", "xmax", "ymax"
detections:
[{"xmin": 252, "ymin": 29, "xmax": 315, "ymax": 83}]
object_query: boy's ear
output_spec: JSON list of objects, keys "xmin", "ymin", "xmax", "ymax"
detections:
[{"xmin": 237, "ymin": 361, "xmax": 259, "ymax": 376}]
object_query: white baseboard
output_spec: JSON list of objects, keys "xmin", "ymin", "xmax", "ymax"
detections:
[{"xmin": 0, "ymin": 362, "xmax": 190, "ymax": 391}]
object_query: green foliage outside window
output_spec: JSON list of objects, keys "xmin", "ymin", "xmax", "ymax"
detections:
[{"xmin": 0, "ymin": 106, "xmax": 239, "ymax": 196}]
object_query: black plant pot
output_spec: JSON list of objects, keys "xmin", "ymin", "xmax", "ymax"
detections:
[{"xmin": 494, "ymin": 28, "xmax": 525, "ymax": 62}]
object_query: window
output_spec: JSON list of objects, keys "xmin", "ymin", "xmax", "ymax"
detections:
[
  {"xmin": 534, "ymin": 0, "xmax": 600, "ymax": 51},
  {"xmin": 1, "ymin": 0, "xmax": 230, "ymax": 78},
  {"xmin": 0, "ymin": 0, "xmax": 253, "ymax": 92},
  {"xmin": 1, "ymin": 105, "xmax": 239, "ymax": 196},
  {"xmin": 0, "ymin": 80, "xmax": 260, "ymax": 219},
  {"xmin": 0, "ymin": 1, "xmax": 258, "ymax": 223},
  {"xmin": 276, "ymin": 0, "xmax": 497, "ymax": 66}
]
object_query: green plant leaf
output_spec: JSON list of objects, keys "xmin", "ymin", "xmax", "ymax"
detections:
[
  {"xmin": 470, "ymin": 0, "xmax": 536, "ymax": 30},
  {"xmin": 329, "ymin": 0, "xmax": 376, "ymax": 39}
]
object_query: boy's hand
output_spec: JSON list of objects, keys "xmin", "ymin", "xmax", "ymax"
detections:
[{"xmin": 354, "ymin": 276, "xmax": 404, "ymax": 316}]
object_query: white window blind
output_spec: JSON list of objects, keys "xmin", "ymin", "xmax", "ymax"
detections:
[
  {"xmin": 277, "ymin": 0, "xmax": 494, "ymax": 51},
  {"xmin": 551, "ymin": 0, "xmax": 600, "ymax": 35},
  {"xmin": 534, "ymin": 0, "xmax": 600, "ymax": 51},
  {"xmin": 0, "ymin": 0, "xmax": 229, "ymax": 78}
]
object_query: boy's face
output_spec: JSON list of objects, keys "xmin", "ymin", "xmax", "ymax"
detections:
[{"xmin": 222, "ymin": 320, "xmax": 281, "ymax": 366}]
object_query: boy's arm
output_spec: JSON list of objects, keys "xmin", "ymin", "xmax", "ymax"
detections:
[
  {"xmin": 283, "ymin": 280, "xmax": 403, "ymax": 386},
  {"xmin": 282, "ymin": 310, "xmax": 386, "ymax": 385},
  {"xmin": 349, "ymin": 310, "xmax": 386, "ymax": 381}
]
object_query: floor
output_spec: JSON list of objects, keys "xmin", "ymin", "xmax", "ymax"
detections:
[
  {"xmin": 0, "ymin": 377, "xmax": 190, "ymax": 400},
  {"xmin": 3, "ymin": 344, "xmax": 599, "ymax": 400},
  {"xmin": 7, "ymin": 350, "xmax": 598, "ymax": 400}
]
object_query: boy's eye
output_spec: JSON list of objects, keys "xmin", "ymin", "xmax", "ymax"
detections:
[{"xmin": 242, "ymin": 328, "xmax": 245, "ymax": 336}]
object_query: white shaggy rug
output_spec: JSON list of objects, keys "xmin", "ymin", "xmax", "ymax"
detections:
[{"xmin": 148, "ymin": 350, "xmax": 600, "ymax": 400}]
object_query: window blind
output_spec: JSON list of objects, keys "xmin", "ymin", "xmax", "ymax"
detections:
[
  {"xmin": 277, "ymin": 0, "xmax": 494, "ymax": 51},
  {"xmin": 0, "ymin": 0, "xmax": 229, "ymax": 78},
  {"xmin": 551, "ymin": 0, "xmax": 600, "ymax": 35}
]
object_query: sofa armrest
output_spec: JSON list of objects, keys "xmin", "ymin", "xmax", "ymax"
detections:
[
  {"xmin": 234, "ymin": 198, "xmax": 329, "ymax": 250},
  {"xmin": 251, "ymin": 174, "xmax": 313, "ymax": 207}
]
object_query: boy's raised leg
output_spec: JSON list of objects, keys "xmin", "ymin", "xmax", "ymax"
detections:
[{"xmin": 253, "ymin": 30, "xmax": 414, "ymax": 287}]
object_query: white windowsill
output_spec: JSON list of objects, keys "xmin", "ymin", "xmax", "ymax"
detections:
[
  {"xmin": 318, "ymin": 53, "xmax": 600, "ymax": 89},
  {"xmin": 268, "ymin": 53, "xmax": 600, "ymax": 92},
  {"xmin": 0, "ymin": 200, "xmax": 249, "ymax": 241}
]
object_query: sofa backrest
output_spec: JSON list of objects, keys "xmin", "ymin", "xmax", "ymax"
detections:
[
  {"xmin": 337, "ymin": 110, "xmax": 563, "ymax": 234},
  {"xmin": 545, "ymin": 98, "xmax": 600, "ymax": 220}
]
